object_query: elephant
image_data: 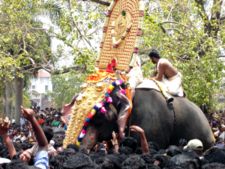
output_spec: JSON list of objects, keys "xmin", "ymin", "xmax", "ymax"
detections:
[
  {"xmin": 63, "ymin": 80, "xmax": 215, "ymax": 150},
  {"xmin": 129, "ymin": 88, "xmax": 215, "ymax": 150}
]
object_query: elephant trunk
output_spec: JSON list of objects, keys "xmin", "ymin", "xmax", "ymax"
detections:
[{"xmin": 81, "ymin": 126, "xmax": 98, "ymax": 150}]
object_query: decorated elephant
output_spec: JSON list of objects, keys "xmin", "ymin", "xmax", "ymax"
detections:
[{"xmin": 63, "ymin": 79, "xmax": 215, "ymax": 150}]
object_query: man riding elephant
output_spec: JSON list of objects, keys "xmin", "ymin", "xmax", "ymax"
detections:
[{"xmin": 148, "ymin": 49, "xmax": 184, "ymax": 104}]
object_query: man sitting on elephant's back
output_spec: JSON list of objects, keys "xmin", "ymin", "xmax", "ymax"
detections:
[{"xmin": 149, "ymin": 49, "xmax": 184, "ymax": 104}]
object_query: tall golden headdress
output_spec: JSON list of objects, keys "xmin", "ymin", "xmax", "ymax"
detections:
[{"xmin": 97, "ymin": 0, "xmax": 145, "ymax": 71}]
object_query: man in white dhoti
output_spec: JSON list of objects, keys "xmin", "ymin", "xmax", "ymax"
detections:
[{"xmin": 148, "ymin": 49, "xmax": 184, "ymax": 103}]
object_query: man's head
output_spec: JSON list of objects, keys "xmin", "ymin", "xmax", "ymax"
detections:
[
  {"xmin": 43, "ymin": 126, "xmax": 54, "ymax": 143},
  {"xmin": 149, "ymin": 49, "xmax": 160, "ymax": 64},
  {"xmin": 183, "ymin": 139, "xmax": 203, "ymax": 155}
]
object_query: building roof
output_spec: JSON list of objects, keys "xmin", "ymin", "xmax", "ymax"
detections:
[{"xmin": 37, "ymin": 69, "xmax": 51, "ymax": 78}]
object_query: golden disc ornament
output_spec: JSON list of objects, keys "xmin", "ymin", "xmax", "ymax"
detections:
[{"xmin": 98, "ymin": 0, "xmax": 145, "ymax": 71}]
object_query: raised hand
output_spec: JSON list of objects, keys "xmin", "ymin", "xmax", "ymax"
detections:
[
  {"xmin": 130, "ymin": 125, "xmax": 144, "ymax": 134},
  {"xmin": 0, "ymin": 117, "xmax": 10, "ymax": 136},
  {"xmin": 130, "ymin": 125, "xmax": 149, "ymax": 154},
  {"xmin": 21, "ymin": 106, "xmax": 35, "ymax": 121},
  {"xmin": 21, "ymin": 106, "xmax": 48, "ymax": 147},
  {"xmin": 111, "ymin": 131, "xmax": 118, "ymax": 145}
]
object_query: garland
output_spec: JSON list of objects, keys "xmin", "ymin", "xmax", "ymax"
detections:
[{"xmin": 77, "ymin": 79, "xmax": 125, "ymax": 143}]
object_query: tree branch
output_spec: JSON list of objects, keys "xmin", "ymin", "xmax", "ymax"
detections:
[
  {"xmin": 21, "ymin": 64, "xmax": 86, "ymax": 75},
  {"xmin": 87, "ymin": 0, "xmax": 110, "ymax": 6},
  {"xmin": 68, "ymin": 0, "xmax": 95, "ymax": 50},
  {"xmin": 51, "ymin": 65, "xmax": 86, "ymax": 74},
  {"xmin": 161, "ymin": 21, "xmax": 189, "ymax": 29}
]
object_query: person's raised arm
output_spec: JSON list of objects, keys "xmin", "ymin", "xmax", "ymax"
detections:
[
  {"xmin": 130, "ymin": 125, "xmax": 149, "ymax": 154},
  {"xmin": 111, "ymin": 131, "xmax": 119, "ymax": 154},
  {"xmin": 21, "ymin": 107, "xmax": 48, "ymax": 148},
  {"xmin": 0, "ymin": 117, "xmax": 16, "ymax": 159}
]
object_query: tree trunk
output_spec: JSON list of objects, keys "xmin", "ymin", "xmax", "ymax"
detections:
[
  {"xmin": 3, "ymin": 80, "xmax": 13, "ymax": 119},
  {"xmin": 14, "ymin": 77, "xmax": 24, "ymax": 124}
]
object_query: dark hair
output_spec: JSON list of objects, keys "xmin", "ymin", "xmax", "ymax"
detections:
[
  {"xmin": 153, "ymin": 154, "xmax": 170, "ymax": 168},
  {"xmin": 119, "ymin": 146, "xmax": 133, "ymax": 155},
  {"xmin": 66, "ymin": 144, "xmax": 79, "ymax": 152},
  {"xmin": 50, "ymin": 154, "xmax": 68, "ymax": 169},
  {"xmin": 120, "ymin": 137, "xmax": 138, "ymax": 153},
  {"xmin": 178, "ymin": 138, "xmax": 188, "ymax": 147},
  {"xmin": 100, "ymin": 155, "xmax": 122, "ymax": 169},
  {"xmin": 3, "ymin": 159, "xmax": 40, "ymax": 169},
  {"xmin": 203, "ymin": 147, "xmax": 225, "ymax": 164},
  {"xmin": 122, "ymin": 155, "xmax": 146, "ymax": 169},
  {"xmin": 43, "ymin": 126, "xmax": 54, "ymax": 142},
  {"xmin": 202, "ymin": 163, "xmax": 225, "ymax": 169},
  {"xmin": 63, "ymin": 153, "xmax": 95, "ymax": 169},
  {"xmin": 166, "ymin": 145, "xmax": 182, "ymax": 157},
  {"xmin": 149, "ymin": 49, "xmax": 160, "ymax": 59}
]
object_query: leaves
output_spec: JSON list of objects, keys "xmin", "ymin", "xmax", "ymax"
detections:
[
  {"xmin": 49, "ymin": 71, "xmax": 84, "ymax": 108},
  {"xmin": 0, "ymin": 0, "xmax": 52, "ymax": 78}
]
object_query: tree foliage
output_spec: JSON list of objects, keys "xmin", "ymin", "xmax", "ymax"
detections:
[
  {"xmin": 142, "ymin": 0, "xmax": 224, "ymax": 109},
  {"xmin": 0, "ymin": 0, "xmax": 52, "ymax": 77},
  {"xmin": 0, "ymin": 0, "xmax": 52, "ymax": 119},
  {"xmin": 50, "ymin": 71, "xmax": 85, "ymax": 108}
]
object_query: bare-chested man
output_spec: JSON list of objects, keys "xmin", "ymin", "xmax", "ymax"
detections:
[{"xmin": 149, "ymin": 49, "xmax": 184, "ymax": 103}]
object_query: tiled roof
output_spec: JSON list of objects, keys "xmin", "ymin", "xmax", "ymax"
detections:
[{"xmin": 37, "ymin": 69, "xmax": 51, "ymax": 78}]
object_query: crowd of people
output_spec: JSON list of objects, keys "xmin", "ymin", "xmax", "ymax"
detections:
[{"xmin": 0, "ymin": 106, "xmax": 225, "ymax": 169}]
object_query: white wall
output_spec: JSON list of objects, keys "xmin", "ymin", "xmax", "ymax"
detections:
[{"xmin": 30, "ymin": 77, "xmax": 52, "ymax": 94}]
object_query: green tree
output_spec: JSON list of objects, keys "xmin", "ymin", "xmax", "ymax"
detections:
[
  {"xmin": 50, "ymin": 72, "xmax": 83, "ymax": 108},
  {"xmin": 0, "ymin": 0, "xmax": 52, "ymax": 122},
  {"xmin": 142, "ymin": 0, "xmax": 224, "ymax": 109}
]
